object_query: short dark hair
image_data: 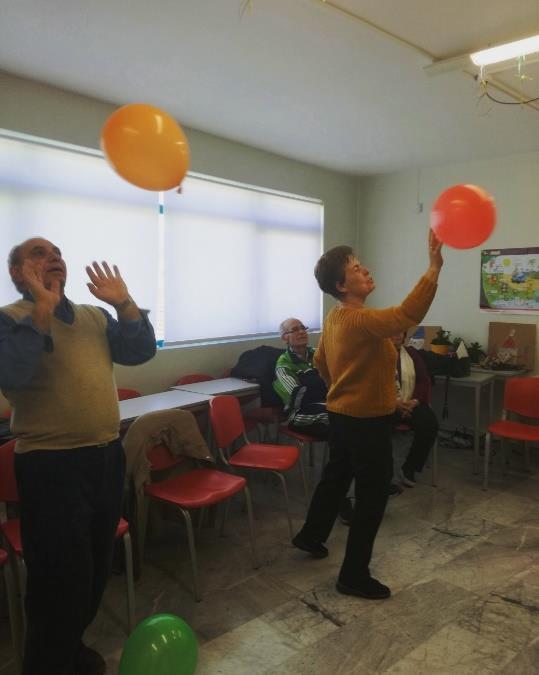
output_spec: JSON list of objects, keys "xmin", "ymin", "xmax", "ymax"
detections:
[{"xmin": 314, "ymin": 245, "xmax": 353, "ymax": 300}]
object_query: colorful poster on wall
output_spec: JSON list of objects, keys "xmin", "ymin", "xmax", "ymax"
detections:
[{"xmin": 480, "ymin": 247, "xmax": 539, "ymax": 313}]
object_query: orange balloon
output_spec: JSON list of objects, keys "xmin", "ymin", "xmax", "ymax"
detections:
[
  {"xmin": 430, "ymin": 184, "xmax": 496, "ymax": 249},
  {"xmin": 100, "ymin": 104, "xmax": 190, "ymax": 191}
]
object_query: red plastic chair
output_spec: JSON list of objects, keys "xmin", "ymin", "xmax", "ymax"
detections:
[
  {"xmin": 278, "ymin": 425, "xmax": 328, "ymax": 477},
  {"xmin": 209, "ymin": 396, "xmax": 309, "ymax": 538},
  {"xmin": 483, "ymin": 377, "xmax": 539, "ymax": 490},
  {"xmin": 142, "ymin": 443, "xmax": 258, "ymax": 601},
  {"xmin": 117, "ymin": 388, "xmax": 142, "ymax": 401},
  {"xmin": 176, "ymin": 374, "xmax": 215, "ymax": 386},
  {"xmin": 0, "ymin": 439, "xmax": 136, "ymax": 635}
]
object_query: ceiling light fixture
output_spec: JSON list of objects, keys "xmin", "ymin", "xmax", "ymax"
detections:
[{"xmin": 470, "ymin": 34, "xmax": 539, "ymax": 67}]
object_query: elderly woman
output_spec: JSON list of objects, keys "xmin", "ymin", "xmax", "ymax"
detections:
[
  {"xmin": 292, "ymin": 231, "xmax": 443, "ymax": 600},
  {"xmin": 391, "ymin": 331, "xmax": 439, "ymax": 487}
]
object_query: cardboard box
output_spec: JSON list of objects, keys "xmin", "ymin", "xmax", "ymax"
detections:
[
  {"xmin": 487, "ymin": 322, "xmax": 536, "ymax": 371},
  {"xmin": 406, "ymin": 325, "xmax": 442, "ymax": 351}
]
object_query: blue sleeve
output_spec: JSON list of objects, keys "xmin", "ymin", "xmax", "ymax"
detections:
[
  {"xmin": 98, "ymin": 308, "xmax": 157, "ymax": 365},
  {"xmin": 0, "ymin": 311, "xmax": 53, "ymax": 389}
]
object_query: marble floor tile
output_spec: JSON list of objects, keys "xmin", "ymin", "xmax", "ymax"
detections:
[
  {"xmin": 426, "ymin": 540, "xmax": 537, "ymax": 593},
  {"xmin": 385, "ymin": 623, "xmax": 517, "ymax": 675},
  {"xmin": 1, "ymin": 442, "xmax": 538, "ymax": 674}
]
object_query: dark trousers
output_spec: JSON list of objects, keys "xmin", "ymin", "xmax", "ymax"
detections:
[
  {"xmin": 393, "ymin": 403, "xmax": 438, "ymax": 472},
  {"xmin": 15, "ymin": 440, "xmax": 125, "ymax": 675},
  {"xmin": 299, "ymin": 411, "xmax": 393, "ymax": 585}
]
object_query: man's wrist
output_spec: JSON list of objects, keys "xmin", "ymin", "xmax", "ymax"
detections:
[{"xmin": 114, "ymin": 296, "xmax": 133, "ymax": 312}]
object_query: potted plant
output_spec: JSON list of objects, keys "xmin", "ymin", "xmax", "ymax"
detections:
[
  {"xmin": 430, "ymin": 329, "xmax": 452, "ymax": 356},
  {"xmin": 467, "ymin": 341, "xmax": 486, "ymax": 365}
]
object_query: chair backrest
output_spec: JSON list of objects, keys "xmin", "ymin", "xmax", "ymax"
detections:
[
  {"xmin": 209, "ymin": 396, "xmax": 245, "ymax": 448},
  {"xmin": 0, "ymin": 439, "xmax": 19, "ymax": 503},
  {"xmin": 117, "ymin": 388, "xmax": 142, "ymax": 401},
  {"xmin": 504, "ymin": 377, "xmax": 539, "ymax": 419},
  {"xmin": 176, "ymin": 374, "xmax": 215, "ymax": 386},
  {"xmin": 147, "ymin": 443, "xmax": 186, "ymax": 472}
]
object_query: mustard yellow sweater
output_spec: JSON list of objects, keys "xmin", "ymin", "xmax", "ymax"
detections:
[{"xmin": 314, "ymin": 275, "xmax": 437, "ymax": 419}]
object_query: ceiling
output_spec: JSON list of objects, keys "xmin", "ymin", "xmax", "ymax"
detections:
[{"xmin": 1, "ymin": 0, "xmax": 539, "ymax": 174}]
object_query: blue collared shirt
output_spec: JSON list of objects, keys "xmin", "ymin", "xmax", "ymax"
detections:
[{"xmin": 0, "ymin": 293, "xmax": 156, "ymax": 390}]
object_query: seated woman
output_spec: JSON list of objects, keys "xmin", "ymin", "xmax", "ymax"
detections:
[{"xmin": 391, "ymin": 331, "xmax": 439, "ymax": 486}]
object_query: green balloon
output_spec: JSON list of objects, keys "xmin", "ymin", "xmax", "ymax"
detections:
[{"xmin": 119, "ymin": 614, "xmax": 198, "ymax": 675}]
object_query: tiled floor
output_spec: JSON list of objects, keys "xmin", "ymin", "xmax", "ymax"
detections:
[{"xmin": 1, "ymin": 436, "xmax": 538, "ymax": 674}]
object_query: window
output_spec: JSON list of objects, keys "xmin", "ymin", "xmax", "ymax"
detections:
[{"xmin": 0, "ymin": 133, "xmax": 323, "ymax": 343}]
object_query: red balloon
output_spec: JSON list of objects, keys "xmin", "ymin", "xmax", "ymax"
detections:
[{"xmin": 430, "ymin": 184, "xmax": 496, "ymax": 249}]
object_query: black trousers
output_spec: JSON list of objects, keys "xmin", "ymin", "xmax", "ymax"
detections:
[
  {"xmin": 299, "ymin": 411, "xmax": 393, "ymax": 585},
  {"xmin": 15, "ymin": 440, "xmax": 125, "ymax": 675},
  {"xmin": 393, "ymin": 403, "xmax": 438, "ymax": 472}
]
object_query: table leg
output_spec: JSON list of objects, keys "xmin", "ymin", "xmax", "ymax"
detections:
[
  {"xmin": 473, "ymin": 384, "xmax": 480, "ymax": 474},
  {"xmin": 488, "ymin": 381, "xmax": 494, "ymax": 421}
]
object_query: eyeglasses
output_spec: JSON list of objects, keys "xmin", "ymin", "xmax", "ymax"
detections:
[{"xmin": 283, "ymin": 325, "xmax": 308, "ymax": 336}]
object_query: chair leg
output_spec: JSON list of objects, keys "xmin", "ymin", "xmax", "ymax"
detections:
[
  {"xmin": 431, "ymin": 440, "xmax": 438, "ymax": 487},
  {"xmin": 137, "ymin": 495, "xmax": 150, "ymax": 568},
  {"xmin": 273, "ymin": 472, "xmax": 293, "ymax": 539},
  {"xmin": 297, "ymin": 452, "xmax": 310, "ymax": 505},
  {"xmin": 524, "ymin": 441, "xmax": 531, "ymax": 472},
  {"xmin": 308, "ymin": 441, "xmax": 315, "ymax": 468},
  {"xmin": 219, "ymin": 500, "xmax": 231, "ymax": 537},
  {"xmin": 179, "ymin": 508, "xmax": 201, "ymax": 602},
  {"xmin": 3, "ymin": 563, "xmax": 22, "ymax": 665},
  {"xmin": 483, "ymin": 432, "xmax": 492, "ymax": 490},
  {"xmin": 243, "ymin": 486, "xmax": 259, "ymax": 569},
  {"xmin": 501, "ymin": 438, "xmax": 509, "ymax": 476},
  {"xmin": 197, "ymin": 506, "xmax": 206, "ymax": 541},
  {"xmin": 122, "ymin": 532, "xmax": 136, "ymax": 634}
]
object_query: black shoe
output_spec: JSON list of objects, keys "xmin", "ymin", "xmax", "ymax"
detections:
[
  {"xmin": 339, "ymin": 497, "xmax": 354, "ymax": 526},
  {"xmin": 336, "ymin": 577, "xmax": 391, "ymax": 599},
  {"xmin": 388, "ymin": 483, "xmax": 403, "ymax": 497},
  {"xmin": 400, "ymin": 466, "xmax": 416, "ymax": 487},
  {"xmin": 292, "ymin": 533, "xmax": 328, "ymax": 559},
  {"xmin": 75, "ymin": 643, "xmax": 107, "ymax": 675}
]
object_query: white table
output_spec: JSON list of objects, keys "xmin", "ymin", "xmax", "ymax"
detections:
[
  {"xmin": 435, "ymin": 372, "xmax": 496, "ymax": 473},
  {"xmin": 119, "ymin": 390, "xmax": 211, "ymax": 423},
  {"xmin": 171, "ymin": 377, "xmax": 260, "ymax": 398}
]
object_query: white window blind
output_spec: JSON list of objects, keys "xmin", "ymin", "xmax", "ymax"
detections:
[{"xmin": 0, "ymin": 133, "xmax": 323, "ymax": 344}]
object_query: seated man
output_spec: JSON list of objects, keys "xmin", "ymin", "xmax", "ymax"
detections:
[
  {"xmin": 391, "ymin": 331, "xmax": 439, "ymax": 486},
  {"xmin": 273, "ymin": 318, "xmax": 329, "ymax": 439}
]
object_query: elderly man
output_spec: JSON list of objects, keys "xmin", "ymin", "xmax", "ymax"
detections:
[
  {"xmin": 0, "ymin": 238, "xmax": 156, "ymax": 675},
  {"xmin": 273, "ymin": 318, "xmax": 329, "ymax": 439}
]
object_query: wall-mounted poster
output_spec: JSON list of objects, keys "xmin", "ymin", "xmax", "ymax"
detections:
[{"xmin": 480, "ymin": 247, "xmax": 539, "ymax": 313}]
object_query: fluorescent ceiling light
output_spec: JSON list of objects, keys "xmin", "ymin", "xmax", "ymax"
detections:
[{"xmin": 470, "ymin": 35, "xmax": 539, "ymax": 67}]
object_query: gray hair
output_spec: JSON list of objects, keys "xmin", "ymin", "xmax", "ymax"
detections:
[
  {"xmin": 8, "ymin": 244, "xmax": 24, "ymax": 293},
  {"xmin": 279, "ymin": 318, "xmax": 298, "ymax": 337}
]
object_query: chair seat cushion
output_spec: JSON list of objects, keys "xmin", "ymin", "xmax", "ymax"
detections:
[
  {"xmin": 0, "ymin": 519, "xmax": 22, "ymax": 556},
  {"xmin": 144, "ymin": 468, "xmax": 246, "ymax": 509},
  {"xmin": 229, "ymin": 443, "xmax": 299, "ymax": 471},
  {"xmin": 488, "ymin": 420, "xmax": 539, "ymax": 442}
]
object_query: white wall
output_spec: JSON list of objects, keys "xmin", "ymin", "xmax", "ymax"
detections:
[
  {"xmin": 358, "ymin": 153, "xmax": 539, "ymax": 373},
  {"xmin": 0, "ymin": 71, "xmax": 357, "ymax": 402},
  {"xmin": 357, "ymin": 154, "xmax": 539, "ymax": 429}
]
